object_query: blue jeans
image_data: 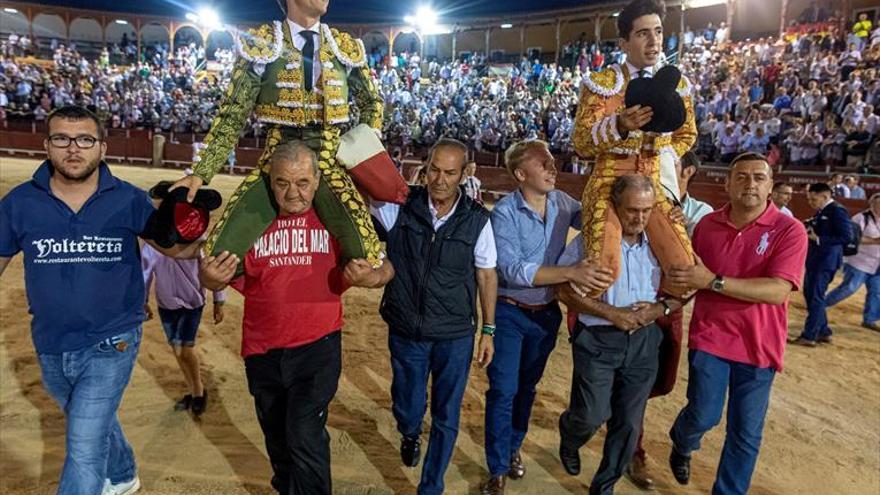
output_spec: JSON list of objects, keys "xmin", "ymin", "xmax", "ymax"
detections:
[
  {"xmin": 38, "ymin": 327, "xmax": 141, "ymax": 495},
  {"xmin": 670, "ymin": 350, "xmax": 775, "ymax": 495},
  {"xmin": 826, "ymin": 264, "xmax": 880, "ymax": 324},
  {"xmin": 801, "ymin": 267, "xmax": 836, "ymax": 341},
  {"xmin": 388, "ymin": 332, "xmax": 474, "ymax": 495},
  {"xmin": 484, "ymin": 301, "xmax": 560, "ymax": 477}
]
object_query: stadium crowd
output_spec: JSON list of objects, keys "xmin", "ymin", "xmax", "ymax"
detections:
[
  {"xmin": 683, "ymin": 19, "xmax": 880, "ymax": 171},
  {"xmin": 1, "ymin": 13, "xmax": 879, "ymax": 169},
  {"xmin": 0, "ymin": 39, "xmax": 239, "ymax": 134},
  {"xmin": 1, "ymin": 1, "xmax": 878, "ymax": 494}
]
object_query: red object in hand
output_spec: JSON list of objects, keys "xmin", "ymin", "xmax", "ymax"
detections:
[{"xmin": 174, "ymin": 202, "xmax": 209, "ymax": 242}]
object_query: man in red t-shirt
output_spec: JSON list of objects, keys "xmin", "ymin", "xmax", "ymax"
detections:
[
  {"xmin": 592, "ymin": 51, "xmax": 604, "ymax": 71},
  {"xmin": 666, "ymin": 153, "xmax": 807, "ymax": 495},
  {"xmin": 762, "ymin": 61, "xmax": 782, "ymax": 104},
  {"xmin": 200, "ymin": 141, "xmax": 394, "ymax": 495}
]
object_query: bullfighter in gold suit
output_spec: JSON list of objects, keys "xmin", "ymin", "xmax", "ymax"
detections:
[{"xmin": 572, "ymin": 0, "xmax": 697, "ymax": 297}]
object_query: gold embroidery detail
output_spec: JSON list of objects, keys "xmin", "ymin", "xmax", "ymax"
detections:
[{"xmin": 237, "ymin": 22, "xmax": 282, "ymax": 63}]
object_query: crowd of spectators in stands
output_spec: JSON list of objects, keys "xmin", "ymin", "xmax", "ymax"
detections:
[
  {"xmin": 378, "ymin": 10, "xmax": 878, "ymax": 170},
  {"xmin": 0, "ymin": 37, "xmax": 241, "ymax": 134},
  {"xmin": 1, "ymin": 7, "xmax": 878, "ymax": 170},
  {"xmin": 685, "ymin": 13, "xmax": 879, "ymax": 171},
  {"xmin": 379, "ymin": 52, "xmax": 582, "ymax": 155}
]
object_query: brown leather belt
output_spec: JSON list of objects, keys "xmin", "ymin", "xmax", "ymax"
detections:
[{"xmin": 499, "ymin": 296, "xmax": 554, "ymax": 312}]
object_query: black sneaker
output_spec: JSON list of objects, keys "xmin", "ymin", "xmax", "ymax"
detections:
[
  {"xmin": 669, "ymin": 448, "xmax": 691, "ymax": 485},
  {"xmin": 400, "ymin": 435, "xmax": 421, "ymax": 467},
  {"xmin": 558, "ymin": 445, "xmax": 580, "ymax": 476},
  {"xmin": 174, "ymin": 394, "xmax": 193, "ymax": 411},
  {"xmin": 191, "ymin": 390, "xmax": 208, "ymax": 416}
]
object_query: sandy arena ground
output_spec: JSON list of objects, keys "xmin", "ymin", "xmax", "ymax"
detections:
[{"xmin": 1, "ymin": 157, "xmax": 879, "ymax": 495}]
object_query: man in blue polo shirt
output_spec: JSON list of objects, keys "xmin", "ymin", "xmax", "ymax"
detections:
[
  {"xmin": 0, "ymin": 106, "xmax": 200, "ymax": 495},
  {"xmin": 480, "ymin": 140, "xmax": 613, "ymax": 494}
]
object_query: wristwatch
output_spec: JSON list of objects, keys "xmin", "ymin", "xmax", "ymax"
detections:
[
  {"xmin": 710, "ymin": 275, "xmax": 725, "ymax": 292},
  {"xmin": 660, "ymin": 299, "xmax": 672, "ymax": 316},
  {"xmin": 481, "ymin": 324, "xmax": 496, "ymax": 336}
]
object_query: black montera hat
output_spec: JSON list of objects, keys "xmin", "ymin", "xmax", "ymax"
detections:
[
  {"xmin": 624, "ymin": 65, "xmax": 686, "ymax": 133},
  {"xmin": 142, "ymin": 181, "xmax": 222, "ymax": 248}
]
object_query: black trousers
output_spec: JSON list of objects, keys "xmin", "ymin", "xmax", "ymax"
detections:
[
  {"xmin": 559, "ymin": 323, "xmax": 661, "ymax": 495},
  {"xmin": 244, "ymin": 331, "xmax": 342, "ymax": 495}
]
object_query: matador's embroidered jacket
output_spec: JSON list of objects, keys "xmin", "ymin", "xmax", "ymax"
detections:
[
  {"xmin": 572, "ymin": 63, "xmax": 697, "ymax": 297},
  {"xmin": 190, "ymin": 21, "xmax": 385, "ymax": 269}
]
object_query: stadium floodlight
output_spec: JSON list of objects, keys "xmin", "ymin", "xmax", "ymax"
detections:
[
  {"xmin": 4, "ymin": 8, "xmax": 19, "ymax": 14},
  {"xmin": 403, "ymin": 5, "xmax": 447, "ymax": 34},
  {"xmin": 402, "ymin": 5, "xmax": 450, "ymax": 35},
  {"xmin": 416, "ymin": 6, "xmax": 437, "ymax": 27},
  {"xmin": 115, "ymin": 19, "xmax": 129, "ymax": 25},
  {"xmin": 185, "ymin": 12, "xmax": 199, "ymax": 22},
  {"xmin": 500, "ymin": 23, "xmax": 513, "ymax": 29},
  {"xmin": 198, "ymin": 6, "xmax": 222, "ymax": 30},
  {"xmin": 611, "ymin": 12, "xmax": 620, "ymax": 17}
]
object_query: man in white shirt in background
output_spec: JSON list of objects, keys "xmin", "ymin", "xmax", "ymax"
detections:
[{"xmin": 771, "ymin": 182, "xmax": 795, "ymax": 217}]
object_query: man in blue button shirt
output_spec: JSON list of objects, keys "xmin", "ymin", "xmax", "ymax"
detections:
[
  {"xmin": 0, "ymin": 106, "xmax": 200, "ymax": 495},
  {"xmin": 626, "ymin": 151, "xmax": 713, "ymax": 490},
  {"xmin": 480, "ymin": 140, "xmax": 614, "ymax": 494},
  {"xmin": 675, "ymin": 151, "xmax": 714, "ymax": 237},
  {"xmin": 555, "ymin": 175, "xmax": 685, "ymax": 495}
]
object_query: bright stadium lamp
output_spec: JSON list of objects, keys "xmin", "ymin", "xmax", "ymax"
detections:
[
  {"xmin": 500, "ymin": 23, "xmax": 513, "ymax": 29},
  {"xmin": 416, "ymin": 6, "xmax": 437, "ymax": 27},
  {"xmin": 403, "ymin": 5, "xmax": 449, "ymax": 35},
  {"xmin": 115, "ymin": 19, "xmax": 129, "ymax": 25},
  {"xmin": 4, "ymin": 8, "xmax": 19, "ymax": 14},
  {"xmin": 185, "ymin": 12, "xmax": 199, "ymax": 22},
  {"xmin": 198, "ymin": 7, "xmax": 222, "ymax": 30}
]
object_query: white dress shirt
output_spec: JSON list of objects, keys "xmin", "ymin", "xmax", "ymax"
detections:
[
  {"xmin": 625, "ymin": 62, "xmax": 654, "ymax": 79},
  {"xmin": 287, "ymin": 19, "xmax": 322, "ymax": 90},
  {"xmin": 371, "ymin": 193, "xmax": 497, "ymax": 269}
]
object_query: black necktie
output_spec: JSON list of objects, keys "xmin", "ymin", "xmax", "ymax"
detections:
[
  {"xmin": 301, "ymin": 30, "xmax": 317, "ymax": 92},
  {"xmin": 638, "ymin": 69, "xmax": 649, "ymax": 79}
]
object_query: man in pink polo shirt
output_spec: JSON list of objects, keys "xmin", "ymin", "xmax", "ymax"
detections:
[{"xmin": 665, "ymin": 152, "xmax": 808, "ymax": 495}]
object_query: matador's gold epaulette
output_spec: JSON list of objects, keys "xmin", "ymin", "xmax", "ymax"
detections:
[
  {"xmin": 323, "ymin": 25, "xmax": 367, "ymax": 68},
  {"xmin": 677, "ymin": 73, "xmax": 692, "ymax": 98},
  {"xmin": 582, "ymin": 64, "xmax": 625, "ymax": 97},
  {"xmin": 235, "ymin": 21, "xmax": 283, "ymax": 66}
]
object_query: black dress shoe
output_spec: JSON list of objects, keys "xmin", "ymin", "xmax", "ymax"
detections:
[
  {"xmin": 481, "ymin": 475, "xmax": 506, "ymax": 495},
  {"xmin": 400, "ymin": 436, "xmax": 421, "ymax": 467},
  {"xmin": 174, "ymin": 394, "xmax": 193, "ymax": 411},
  {"xmin": 191, "ymin": 390, "xmax": 208, "ymax": 416},
  {"xmin": 669, "ymin": 449, "xmax": 691, "ymax": 485},
  {"xmin": 508, "ymin": 450, "xmax": 525, "ymax": 480},
  {"xmin": 559, "ymin": 445, "xmax": 580, "ymax": 476}
]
